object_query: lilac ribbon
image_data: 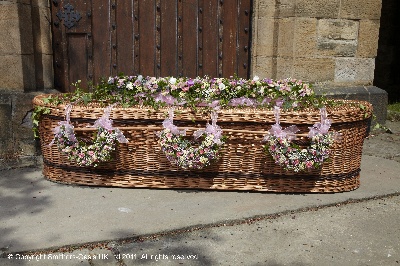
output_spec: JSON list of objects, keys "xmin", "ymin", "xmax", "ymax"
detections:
[
  {"xmin": 308, "ymin": 107, "xmax": 332, "ymax": 138},
  {"xmin": 228, "ymin": 97, "xmax": 257, "ymax": 107},
  {"xmin": 92, "ymin": 105, "xmax": 114, "ymax": 131},
  {"xmin": 162, "ymin": 109, "xmax": 186, "ymax": 136},
  {"xmin": 197, "ymin": 100, "xmax": 221, "ymax": 110},
  {"xmin": 154, "ymin": 93, "xmax": 187, "ymax": 106},
  {"xmin": 193, "ymin": 112, "xmax": 223, "ymax": 145},
  {"xmin": 91, "ymin": 105, "xmax": 128, "ymax": 143},
  {"xmin": 154, "ymin": 93, "xmax": 177, "ymax": 105},
  {"xmin": 267, "ymin": 106, "xmax": 299, "ymax": 141},
  {"xmin": 49, "ymin": 104, "xmax": 77, "ymax": 146}
]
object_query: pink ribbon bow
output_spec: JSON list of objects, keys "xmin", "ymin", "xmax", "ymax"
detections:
[
  {"xmin": 308, "ymin": 107, "xmax": 331, "ymax": 138},
  {"xmin": 162, "ymin": 109, "xmax": 186, "ymax": 136},
  {"xmin": 267, "ymin": 106, "xmax": 299, "ymax": 141},
  {"xmin": 228, "ymin": 97, "xmax": 257, "ymax": 107},
  {"xmin": 91, "ymin": 105, "xmax": 128, "ymax": 143},
  {"xmin": 193, "ymin": 112, "xmax": 223, "ymax": 145},
  {"xmin": 50, "ymin": 104, "xmax": 77, "ymax": 146}
]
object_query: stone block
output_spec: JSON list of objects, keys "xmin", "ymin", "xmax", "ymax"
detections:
[
  {"xmin": 257, "ymin": 0, "xmax": 276, "ymax": 18},
  {"xmin": 293, "ymin": 18, "xmax": 317, "ymax": 57},
  {"xmin": 255, "ymin": 18, "xmax": 276, "ymax": 57},
  {"xmin": 295, "ymin": 0, "xmax": 340, "ymax": 18},
  {"xmin": 0, "ymin": 55, "xmax": 25, "ymax": 90},
  {"xmin": 357, "ymin": 20, "xmax": 380, "ymax": 58},
  {"xmin": 277, "ymin": 18, "xmax": 294, "ymax": 57},
  {"xmin": 276, "ymin": 0, "xmax": 296, "ymax": 17},
  {"xmin": 335, "ymin": 58, "xmax": 375, "ymax": 84},
  {"xmin": 0, "ymin": 2, "xmax": 19, "ymax": 20},
  {"xmin": 31, "ymin": 6, "xmax": 52, "ymax": 54},
  {"xmin": 0, "ymin": 89, "xmax": 43, "ymax": 167},
  {"xmin": 0, "ymin": 3, "xmax": 34, "ymax": 55},
  {"xmin": 0, "ymin": 23, "xmax": 21, "ymax": 55},
  {"xmin": 252, "ymin": 56, "xmax": 274, "ymax": 78},
  {"xmin": 276, "ymin": 57, "xmax": 293, "ymax": 79},
  {"xmin": 18, "ymin": 4, "xmax": 34, "ymax": 54},
  {"xmin": 318, "ymin": 19, "xmax": 358, "ymax": 40},
  {"xmin": 293, "ymin": 57, "xmax": 335, "ymax": 83},
  {"xmin": 257, "ymin": 0, "xmax": 296, "ymax": 18},
  {"xmin": 317, "ymin": 40, "xmax": 357, "ymax": 57},
  {"xmin": 0, "ymin": 55, "xmax": 36, "ymax": 91},
  {"xmin": 0, "ymin": 4, "xmax": 21, "ymax": 54},
  {"xmin": 316, "ymin": 19, "xmax": 359, "ymax": 57},
  {"xmin": 340, "ymin": 0, "xmax": 382, "ymax": 19},
  {"xmin": 42, "ymin": 54, "xmax": 54, "ymax": 89}
]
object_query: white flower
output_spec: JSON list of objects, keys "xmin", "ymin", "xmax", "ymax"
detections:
[
  {"xmin": 137, "ymin": 75, "xmax": 143, "ymax": 81},
  {"xmin": 169, "ymin": 77, "xmax": 177, "ymax": 85},
  {"xmin": 126, "ymin": 82, "xmax": 134, "ymax": 90},
  {"xmin": 253, "ymin": 76, "xmax": 259, "ymax": 82},
  {"xmin": 107, "ymin": 77, "xmax": 114, "ymax": 84},
  {"xmin": 219, "ymin": 83, "xmax": 226, "ymax": 90}
]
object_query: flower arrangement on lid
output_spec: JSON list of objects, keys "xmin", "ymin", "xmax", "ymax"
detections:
[
  {"xmin": 50, "ymin": 105, "xmax": 128, "ymax": 167},
  {"xmin": 41, "ymin": 75, "xmax": 330, "ymax": 112},
  {"xmin": 158, "ymin": 109, "xmax": 224, "ymax": 169},
  {"xmin": 263, "ymin": 106, "xmax": 339, "ymax": 172}
]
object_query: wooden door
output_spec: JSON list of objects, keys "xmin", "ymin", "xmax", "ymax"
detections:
[{"xmin": 51, "ymin": 0, "xmax": 252, "ymax": 92}]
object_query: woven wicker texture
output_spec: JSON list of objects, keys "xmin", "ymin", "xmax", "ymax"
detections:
[{"xmin": 34, "ymin": 95, "xmax": 373, "ymax": 193}]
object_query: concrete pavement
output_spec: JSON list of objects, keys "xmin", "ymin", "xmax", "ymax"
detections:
[{"xmin": 0, "ymin": 120, "xmax": 399, "ymax": 265}]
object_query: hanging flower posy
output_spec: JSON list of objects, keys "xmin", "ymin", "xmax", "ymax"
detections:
[
  {"xmin": 263, "ymin": 106, "xmax": 340, "ymax": 172},
  {"xmin": 50, "ymin": 104, "xmax": 128, "ymax": 167},
  {"xmin": 158, "ymin": 109, "xmax": 225, "ymax": 169}
]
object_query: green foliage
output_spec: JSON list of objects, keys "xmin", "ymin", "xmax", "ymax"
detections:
[{"xmin": 32, "ymin": 105, "xmax": 50, "ymax": 138}]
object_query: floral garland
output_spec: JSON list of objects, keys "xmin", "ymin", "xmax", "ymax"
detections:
[
  {"xmin": 45, "ymin": 75, "xmax": 330, "ymax": 112},
  {"xmin": 263, "ymin": 106, "xmax": 339, "ymax": 172},
  {"xmin": 50, "ymin": 105, "xmax": 128, "ymax": 167},
  {"xmin": 158, "ymin": 109, "xmax": 224, "ymax": 169}
]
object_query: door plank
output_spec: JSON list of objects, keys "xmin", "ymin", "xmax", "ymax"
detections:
[{"xmin": 138, "ymin": 0, "xmax": 157, "ymax": 76}]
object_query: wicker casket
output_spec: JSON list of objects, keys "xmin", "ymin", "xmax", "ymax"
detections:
[{"xmin": 33, "ymin": 76, "xmax": 373, "ymax": 193}]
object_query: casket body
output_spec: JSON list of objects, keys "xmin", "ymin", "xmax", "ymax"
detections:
[{"xmin": 34, "ymin": 95, "xmax": 373, "ymax": 193}]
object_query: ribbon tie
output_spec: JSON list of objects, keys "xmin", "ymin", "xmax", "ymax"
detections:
[
  {"xmin": 308, "ymin": 107, "xmax": 332, "ymax": 138},
  {"xmin": 91, "ymin": 105, "xmax": 128, "ymax": 143},
  {"xmin": 193, "ymin": 112, "xmax": 223, "ymax": 145},
  {"xmin": 267, "ymin": 106, "xmax": 299, "ymax": 141},
  {"xmin": 162, "ymin": 109, "xmax": 186, "ymax": 136},
  {"xmin": 50, "ymin": 104, "xmax": 77, "ymax": 146}
]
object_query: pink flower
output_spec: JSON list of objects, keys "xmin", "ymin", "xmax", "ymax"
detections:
[{"xmin": 305, "ymin": 161, "xmax": 313, "ymax": 168}]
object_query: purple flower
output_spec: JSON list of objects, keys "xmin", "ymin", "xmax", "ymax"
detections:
[
  {"xmin": 275, "ymin": 98, "xmax": 284, "ymax": 107},
  {"xmin": 186, "ymin": 79, "xmax": 195, "ymax": 87}
]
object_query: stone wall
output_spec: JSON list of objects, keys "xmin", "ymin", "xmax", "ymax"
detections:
[
  {"xmin": 0, "ymin": 0, "xmax": 53, "ymax": 169},
  {"xmin": 0, "ymin": 0, "xmax": 53, "ymax": 91},
  {"xmin": 251, "ymin": 0, "xmax": 381, "ymax": 86}
]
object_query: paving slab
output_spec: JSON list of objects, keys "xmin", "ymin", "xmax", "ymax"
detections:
[{"xmin": 0, "ymin": 154, "xmax": 399, "ymax": 255}]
